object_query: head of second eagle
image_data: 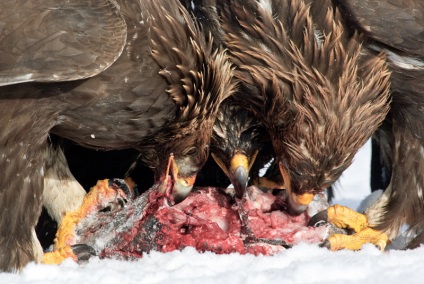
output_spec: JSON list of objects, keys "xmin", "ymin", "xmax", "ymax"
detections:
[
  {"xmin": 216, "ymin": 0, "xmax": 391, "ymax": 214},
  {"xmin": 200, "ymin": 99, "xmax": 271, "ymax": 198}
]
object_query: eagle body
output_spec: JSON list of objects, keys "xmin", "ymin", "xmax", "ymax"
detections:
[{"xmin": 0, "ymin": 0, "xmax": 233, "ymax": 272}]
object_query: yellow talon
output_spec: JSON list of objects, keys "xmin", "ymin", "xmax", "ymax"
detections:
[
  {"xmin": 322, "ymin": 204, "xmax": 389, "ymax": 251},
  {"xmin": 42, "ymin": 179, "xmax": 129, "ymax": 264},
  {"xmin": 43, "ymin": 246, "xmax": 76, "ymax": 264},
  {"xmin": 327, "ymin": 227, "xmax": 389, "ymax": 251},
  {"xmin": 327, "ymin": 204, "xmax": 368, "ymax": 233}
]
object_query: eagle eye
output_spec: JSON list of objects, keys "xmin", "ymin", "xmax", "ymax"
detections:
[{"xmin": 185, "ymin": 147, "xmax": 198, "ymax": 156}]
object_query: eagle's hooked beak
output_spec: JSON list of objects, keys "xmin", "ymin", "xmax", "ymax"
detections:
[
  {"xmin": 279, "ymin": 162, "xmax": 314, "ymax": 216},
  {"xmin": 159, "ymin": 154, "xmax": 197, "ymax": 203},
  {"xmin": 212, "ymin": 151, "xmax": 257, "ymax": 198},
  {"xmin": 171, "ymin": 160, "xmax": 197, "ymax": 203}
]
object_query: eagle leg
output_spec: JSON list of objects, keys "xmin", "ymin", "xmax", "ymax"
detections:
[
  {"xmin": 43, "ymin": 145, "xmax": 86, "ymax": 224},
  {"xmin": 0, "ymin": 112, "xmax": 51, "ymax": 271},
  {"xmin": 43, "ymin": 179, "xmax": 131, "ymax": 264},
  {"xmin": 310, "ymin": 205, "xmax": 389, "ymax": 251}
]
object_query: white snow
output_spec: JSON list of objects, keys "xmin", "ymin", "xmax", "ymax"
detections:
[{"xmin": 3, "ymin": 140, "xmax": 424, "ymax": 283}]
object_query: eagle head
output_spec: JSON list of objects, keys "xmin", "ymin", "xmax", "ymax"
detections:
[
  {"xmin": 211, "ymin": 99, "xmax": 268, "ymax": 197},
  {"xmin": 138, "ymin": 2, "xmax": 235, "ymax": 203},
  {"xmin": 220, "ymin": 0, "xmax": 391, "ymax": 214}
]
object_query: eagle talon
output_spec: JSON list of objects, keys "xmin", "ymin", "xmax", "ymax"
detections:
[
  {"xmin": 44, "ymin": 179, "xmax": 133, "ymax": 265},
  {"xmin": 43, "ymin": 245, "xmax": 77, "ymax": 264},
  {"xmin": 111, "ymin": 178, "xmax": 138, "ymax": 199},
  {"xmin": 310, "ymin": 205, "xmax": 368, "ymax": 232},
  {"xmin": 42, "ymin": 244, "xmax": 96, "ymax": 264},
  {"xmin": 325, "ymin": 227, "xmax": 389, "ymax": 251},
  {"xmin": 71, "ymin": 244, "xmax": 97, "ymax": 262},
  {"xmin": 319, "ymin": 240, "xmax": 331, "ymax": 249},
  {"xmin": 308, "ymin": 210, "xmax": 329, "ymax": 227},
  {"xmin": 315, "ymin": 205, "xmax": 389, "ymax": 251},
  {"xmin": 87, "ymin": 179, "xmax": 130, "ymax": 213}
]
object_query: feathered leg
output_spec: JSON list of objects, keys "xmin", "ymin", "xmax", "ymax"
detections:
[
  {"xmin": 316, "ymin": 121, "xmax": 424, "ymax": 250},
  {"xmin": 43, "ymin": 145, "xmax": 86, "ymax": 223},
  {"xmin": 367, "ymin": 122, "xmax": 424, "ymax": 241},
  {"xmin": 370, "ymin": 137, "xmax": 392, "ymax": 192},
  {"xmin": 0, "ymin": 102, "xmax": 54, "ymax": 272}
]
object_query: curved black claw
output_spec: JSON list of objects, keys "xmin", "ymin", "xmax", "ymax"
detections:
[
  {"xmin": 71, "ymin": 244, "xmax": 97, "ymax": 262},
  {"xmin": 110, "ymin": 178, "xmax": 132, "ymax": 201},
  {"xmin": 319, "ymin": 240, "xmax": 331, "ymax": 249},
  {"xmin": 308, "ymin": 210, "xmax": 352, "ymax": 236},
  {"xmin": 308, "ymin": 210, "xmax": 329, "ymax": 227},
  {"xmin": 98, "ymin": 197, "xmax": 127, "ymax": 213}
]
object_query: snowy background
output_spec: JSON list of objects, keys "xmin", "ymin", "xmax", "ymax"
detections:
[{"xmin": 3, "ymin": 140, "xmax": 424, "ymax": 283}]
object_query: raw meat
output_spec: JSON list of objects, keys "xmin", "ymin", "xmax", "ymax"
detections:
[{"xmin": 73, "ymin": 183, "xmax": 339, "ymax": 260}]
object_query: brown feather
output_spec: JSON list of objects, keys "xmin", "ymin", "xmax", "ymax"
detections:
[
  {"xmin": 0, "ymin": 0, "xmax": 235, "ymax": 272},
  {"xmin": 219, "ymin": 0, "xmax": 391, "ymax": 195},
  {"xmin": 338, "ymin": 0, "xmax": 424, "ymax": 242}
]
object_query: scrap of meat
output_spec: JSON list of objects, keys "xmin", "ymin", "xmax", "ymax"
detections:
[{"xmin": 66, "ymin": 181, "xmax": 343, "ymax": 260}]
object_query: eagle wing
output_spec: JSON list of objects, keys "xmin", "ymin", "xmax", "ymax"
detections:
[
  {"xmin": 50, "ymin": 0, "xmax": 205, "ymax": 146},
  {"xmin": 0, "ymin": 0, "xmax": 127, "ymax": 86},
  {"xmin": 341, "ymin": 0, "xmax": 424, "ymax": 56}
]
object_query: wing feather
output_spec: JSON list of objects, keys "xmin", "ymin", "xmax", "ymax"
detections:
[{"xmin": 0, "ymin": 0, "xmax": 127, "ymax": 86}]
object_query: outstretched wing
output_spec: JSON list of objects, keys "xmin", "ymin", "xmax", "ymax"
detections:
[{"xmin": 0, "ymin": 0, "xmax": 127, "ymax": 86}]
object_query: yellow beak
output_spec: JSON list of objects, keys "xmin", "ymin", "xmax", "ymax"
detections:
[
  {"xmin": 212, "ymin": 151, "xmax": 256, "ymax": 198},
  {"xmin": 279, "ymin": 161, "xmax": 314, "ymax": 215}
]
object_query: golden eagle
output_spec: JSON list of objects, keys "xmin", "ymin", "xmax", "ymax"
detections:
[
  {"xmin": 219, "ymin": 0, "xmax": 390, "ymax": 214},
  {"xmin": 0, "ymin": 0, "xmax": 234, "ymax": 272}
]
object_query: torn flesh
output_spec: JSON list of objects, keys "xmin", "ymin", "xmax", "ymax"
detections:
[{"xmin": 72, "ymin": 184, "xmax": 342, "ymax": 260}]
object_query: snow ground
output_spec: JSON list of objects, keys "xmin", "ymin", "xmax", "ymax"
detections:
[{"xmin": 3, "ymin": 140, "xmax": 424, "ymax": 284}]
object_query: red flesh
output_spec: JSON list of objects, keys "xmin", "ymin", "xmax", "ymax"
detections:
[{"xmin": 75, "ymin": 186, "xmax": 328, "ymax": 260}]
